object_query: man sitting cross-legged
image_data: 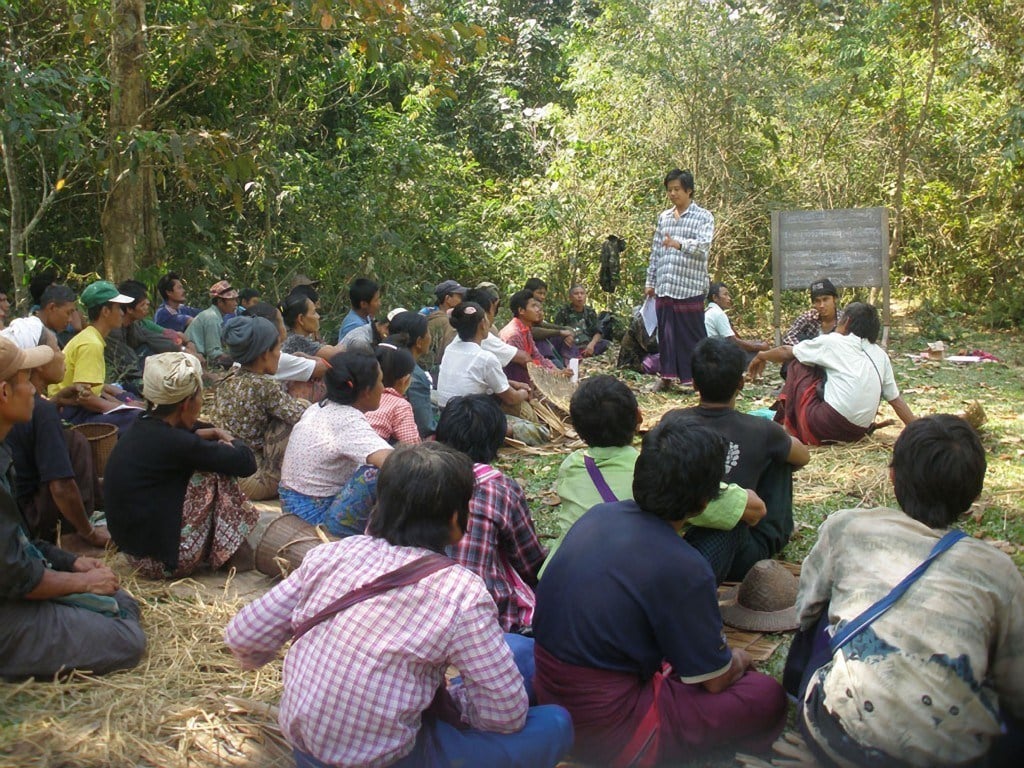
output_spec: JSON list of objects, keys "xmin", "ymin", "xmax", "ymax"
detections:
[
  {"xmin": 539, "ymin": 375, "xmax": 764, "ymax": 578},
  {"xmin": 0, "ymin": 336, "xmax": 145, "ymax": 680},
  {"xmin": 749, "ymin": 301, "xmax": 915, "ymax": 444},
  {"xmin": 666, "ymin": 337, "xmax": 810, "ymax": 582},
  {"xmin": 533, "ymin": 418, "xmax": 787, "ymax": 766}
]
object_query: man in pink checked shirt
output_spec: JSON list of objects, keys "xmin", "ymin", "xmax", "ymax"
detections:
[{"xmin": 225, "ymin": 442, "xmax": 573, "ymax": 768}]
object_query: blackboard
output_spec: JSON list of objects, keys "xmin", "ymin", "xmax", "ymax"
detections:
[{"xmin": 771, "ymin": 207, "xmax": 891, "ymax": 345}]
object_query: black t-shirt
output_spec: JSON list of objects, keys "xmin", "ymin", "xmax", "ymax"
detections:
[
  {"xmin": 6, "ymin": 395, "xmax": 75, "ymax": 500},
  {"xmin": 533, "ymin": 500, "xmax": 731, "ymax": 682},
  {"xmin": 104, "ymin": 415, "xmax": 256, "ymax": 569},
  {"xmin": 672, "ymin": 405, "xmax": 792, "ymax": 489}
]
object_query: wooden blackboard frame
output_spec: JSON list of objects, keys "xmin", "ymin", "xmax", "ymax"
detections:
[{"xmin": 771, "ymin": 207, "xmax": 890, "ymax": 347}]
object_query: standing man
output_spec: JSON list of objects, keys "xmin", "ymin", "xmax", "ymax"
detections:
[{"xmin": 645, "ymin": 168, "xmax": 714, "ymax": 390}]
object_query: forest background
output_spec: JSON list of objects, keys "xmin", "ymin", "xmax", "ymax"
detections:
[{"xmin": 3, "ymin": 0, "xmax": 1023, "ymax": 330}]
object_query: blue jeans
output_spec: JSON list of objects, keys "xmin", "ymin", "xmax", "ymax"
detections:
[{"xmin": 294, "ymin": 634, "xmax": 573, "ymax": 768}]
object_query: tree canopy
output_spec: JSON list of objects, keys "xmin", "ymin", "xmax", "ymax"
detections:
[{"xmin": 3, "ymin": 0, "xmax": 1022, "ymax": 324}]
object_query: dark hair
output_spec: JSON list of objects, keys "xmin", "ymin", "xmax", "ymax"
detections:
[
  {"xmin": 464, "ymin": 287, "xmax": 498, "ymax": 314},
  {"xmin": 707, "ymin": 281, "xmax": 726, "ymax": 302},
  {"xmin": 386, "ymin": 311, "xmax": 429, "ymax": 350},
  {"xmin": 118, "ymin": 279, "xmax": 149, "ymax": 308},
  {"xmin": 29, "ymin": 268, "xmax": 58, "ymax": 305},
  {"xmin": 239, "ymin": 288, "xmax": 261, "ymax": 303},
  {"xmin": 287, "ymin": 284, "xmax": 318, "ymax": 305},
  {"xmin": 691, "ymin": 337, "xmax": 745, "ymax": 403},
  {"xmin": 891, "ymin": 415, "xmax": 985, "ymax": 528},
  {"xmin": 281, "ymin": 293, "xmax": 314, "ymax": 329},
  {"xmin": 349, "ymin": 278, "xmax": 379, "ymax": 311},
  {"xmin": 435, "ymin": 395, "xmax": 507, "ymax": 464},
  {"xmin": 633, "ymin": 418, "xmax": 724, "ymax": 521},
  {"xmin": 245, "ymin": 301, "xmax": 282, "ymax": 325},
  {"xmin": 449, "ymin": 302, "xmax": 487, "ymax": 342},
  {"xmin": 157, "ymin": 272, "xmax": 182, "ymax": 301},
  {"xmin": 570, "ymin": 375, "xmax": 638, "ymax": 447},
  {"xmin": 367, "ymin": 442, "xmax": 474, "ymax": 552},
  {"xmin": 322, "ymin": 351, "xmax": 380, "ymax": 406},
  {"xmin": 524, "ymin": 277, "xmax": 547, "ymax": 293},
  {"xmin": 664, "ymin": 168, "xmax": 695, "ymax": 193},
  {"xmin": 375, "ymin": 343, "xmax": 415, "ymax": 387},
  {"xmin": 509, "ymin": 289, "xmax": 536, "ymax": 318},
  {"xmin": 39, "ymin": 284, "xmax": 76, "ymax": 308},
  {"xmin": 843, "ymin": 302, "xmax": 881, "ymax": 344}
]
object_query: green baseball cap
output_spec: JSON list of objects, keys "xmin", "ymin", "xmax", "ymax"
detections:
[{"xmin": 80, "ymin": 280, "xmax": 134, "ymax": 309}]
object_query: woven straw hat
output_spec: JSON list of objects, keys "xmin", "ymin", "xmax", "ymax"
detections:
[{"xmin": 719, "ymin": 560, "xmax": 799, "ymax": 632}]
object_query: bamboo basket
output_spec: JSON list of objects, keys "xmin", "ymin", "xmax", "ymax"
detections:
[
  {"xmin": 254, "ymin": 514, "xmax": 330, "ymax": 578},
  {"xmin": 69, "ymin": 422, "xmax": 118, "ymax": 476}
]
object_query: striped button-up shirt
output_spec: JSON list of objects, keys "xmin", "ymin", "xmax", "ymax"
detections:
[
  {"xmin": 646, "ymin": 201, "xmax": 715, "ymax": 300},
  {"xmin": 225, "ymin": 535, "xmax": 528, "ymax": 767}
]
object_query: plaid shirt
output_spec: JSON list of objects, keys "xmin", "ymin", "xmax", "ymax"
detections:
[
  {"xmin": 366, "ymin": 388, "xmax": 421, "ymax": 445},
  {"xmin": 782, "ymin": 308, "xmax": 845, "ymax": 346},
  {"xmin": 225, "ymin": 535, "xmax": 528, "ymax": 767},
  {"xmin": 498, "ymin": 317, "xmax": 556, "ymax": 370},
  {"xmin": 447, "ymin": 465, "xmax": 547, "ymax": 632},
  {"xmin": 646, "ymin": 201, "xmax": 714, "ymax": 300}
]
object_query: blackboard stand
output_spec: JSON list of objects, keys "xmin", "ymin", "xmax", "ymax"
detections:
[{"xmin": 771, "ymin": 208, "xmax": 890, "ymax": 348}]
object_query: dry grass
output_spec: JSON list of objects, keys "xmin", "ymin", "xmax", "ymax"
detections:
[
  {"xmin": 3, "ymin": 329, "xmax": 1022, "ymax": 768},
  {"xmin": 0, "ymin": 566, "xmax": 289, "ymax": 768}
]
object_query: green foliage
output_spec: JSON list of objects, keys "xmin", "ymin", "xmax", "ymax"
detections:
[{"xmin": 2, "ymin": 0, "xmax": 1024, "ymax": 327}]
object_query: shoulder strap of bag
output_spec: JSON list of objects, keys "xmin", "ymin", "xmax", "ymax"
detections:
[
  {"xmin": 584, "ymin": 454, "xmax": 619, "ymax": 504},
  {"xmin": 292, "ymin": 553, "xmax": 455, "ymax": 643},
  {"xmin": 830, "ymin": 529, "xmax": 967, "ymax": 654}
]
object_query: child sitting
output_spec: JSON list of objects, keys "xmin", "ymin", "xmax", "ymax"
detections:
[
  {"xmin": 366, "ymin": 343, "xmax": 421, "ymax": 445},
  {"xmin": 435, "ymin": 395, "xmax": 547, "ymax": 633}
]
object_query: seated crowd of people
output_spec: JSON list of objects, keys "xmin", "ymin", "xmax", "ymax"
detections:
[{"xmin": 0, "ymin": 267, "xmax": 1019, "ymax": 768}]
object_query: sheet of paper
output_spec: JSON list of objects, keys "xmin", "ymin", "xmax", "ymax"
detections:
[
  {"xmin": 641, "ymin": 296, "xmax": 658, "ymax": 336},
  {"xmin": 568, "ymin": 357, "xmax": 579, "ymax": 384}
]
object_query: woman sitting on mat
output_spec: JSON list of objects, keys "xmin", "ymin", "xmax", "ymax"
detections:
[
  {"xmin": 226, "ymin": 442, "xmax": 573, "ymax": 768},
  {"xmin": 104, "ymin": 352, "xmax": 258, "ymax": 578},
  {"xmin": 277, "ymin": 351, "xmax": 391, "ymax": 534}
]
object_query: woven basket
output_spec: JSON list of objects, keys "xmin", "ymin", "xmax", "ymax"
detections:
[
  {"xmin": 70, "ymin": 422, "xmax": 118, "ymax": 476},
  {"xmin": 254, "ymin": 514, "xmax": 328, "ymax": 578}
]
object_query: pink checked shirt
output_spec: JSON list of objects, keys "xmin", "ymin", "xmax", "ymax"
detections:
[
  {"xmin": 225, "ymin": 535, "xmax": 528, "ymax": 767},
  {"xmin": 366, "ymin": 388, "xmax": 421, "ymax": 445}
]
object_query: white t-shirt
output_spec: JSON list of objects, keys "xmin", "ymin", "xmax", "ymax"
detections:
[
  {"xmin": 279, "ymin": 401, "xmax": 391, "ymax": 497},
  {"xmin": 273, "ymin": 352, "xmax": 316, "ymax": 382},
  {"xmin": 436, "ymin": 339, "xmax": 510, "ymax": 407},
  {"xmin": 704, "ymin": 302, "xmax": 735, "ymax": 338},
  {"xmin": 793, "ymin": 333, "xmax": 899, "ymax": 427},
  {"xmin": 481, "ymin": 331, "xmax": 518, "ymax": 367}
]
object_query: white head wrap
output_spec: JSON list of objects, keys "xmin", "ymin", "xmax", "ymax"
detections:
[
  {"xmin": 143, "ymin": 352, "xmax": 203, "ymax": 406},
  {"xmin": 0, "ymin": 316, "xmax": 46, "ymax": 350}
]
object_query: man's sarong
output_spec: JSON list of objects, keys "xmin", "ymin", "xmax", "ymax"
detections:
[
  {"xmin": 775, "ymin": 361, "xmax": 870, "ymax": 446},
  {"xmin": 655, "ymin": 295, "xmax": 706, "ymax": 383},
  {"xmin": 534, "ymin": 643, "xmax": 786, "ymax": 766}
]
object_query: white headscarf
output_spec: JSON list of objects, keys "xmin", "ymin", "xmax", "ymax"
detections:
[
  {"xmin": 142, "ymin": 352, "xmax": 203, "ymax": 405},
  {"xmin": 0, "ymin": 316, "xmax": 46, "ymax": 350}
]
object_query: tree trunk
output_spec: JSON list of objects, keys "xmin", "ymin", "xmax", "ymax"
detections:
[
  {"xmin": 2, "ymin": 126, "xmax": 28, "ymax": 306},
  {"xmin": 102, "ymin": 0, "xmax": 154, "ymax": 283}
]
